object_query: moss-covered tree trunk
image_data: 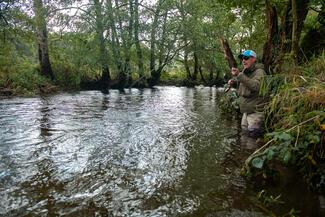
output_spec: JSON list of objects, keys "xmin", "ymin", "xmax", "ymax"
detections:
[
  {"xmin": 291, "ymin": 0, "xmax": 299, "ymax": 63},
  {"xmin": 33, "ymin": 0, "xmax": 54, "ymax": 80},
  {"xmin": 294, "ymin": 0, "xmax": 310, "ymax": 63},
  {"xmin": 193, "ymin": 51, "xmax": 199, "ymax": 81},
  {"xmin": 262, "ymin": 0, "xmax": 278, "ymax": 73},
  {"xmin": 184, "ymin": 45, "xmax": 192, "ymax": 80},
  {"xmin": 275, "ymin": 0, "xmax": 310, "ymax": 67},
  {"xmin": 300, "ymin": 6, "xmax": 325, "ymax": 59}
]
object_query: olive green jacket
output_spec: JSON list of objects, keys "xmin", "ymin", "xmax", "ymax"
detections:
[{"xmin": 237, "ymin": 63, "xmax": 266, "ymax": 114}]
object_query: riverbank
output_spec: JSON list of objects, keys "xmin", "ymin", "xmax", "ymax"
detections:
[
  {"xmin": 0, "ymin": 74, "xmax": 225, "ymax": 97},
  {"xmin": 242, "ymin": 56, "xmax": 325, "ymax": 195}
]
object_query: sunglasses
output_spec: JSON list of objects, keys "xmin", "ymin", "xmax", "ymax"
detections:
[{"xmin": 241, "ymin": 56, "xmax": 251, "ymax": 60}]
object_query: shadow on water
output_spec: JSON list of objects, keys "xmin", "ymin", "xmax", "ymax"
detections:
[{"xmin": 0, "ymin": 87, "xmax": 324, "ymax": 217}]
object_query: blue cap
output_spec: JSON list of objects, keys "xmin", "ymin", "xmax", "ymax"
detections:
[{"xmin": 238, "ymin": 50, "xmax": 257, "ymax": 59}]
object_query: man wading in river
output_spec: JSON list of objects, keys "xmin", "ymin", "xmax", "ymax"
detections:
[{"xmin": 228, "ymin": 50, "xmax": 266, "ymax": 139}]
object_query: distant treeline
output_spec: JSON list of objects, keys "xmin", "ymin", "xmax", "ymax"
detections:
[{"xmin": 0, "ymin": 0, "xmax": 324, "ymax": 93}]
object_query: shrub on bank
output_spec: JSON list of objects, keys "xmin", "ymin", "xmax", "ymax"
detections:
[
  {"xmin": 51, "ymin": 61, "xmax": 81, "ymax": 90},
  {"xmin": 0, "ymin": 60, "xmax": 49, "ymax": 95},
  {"xmin": 159, "ymin": 68, "xmax": 187, "ymax": 86}
]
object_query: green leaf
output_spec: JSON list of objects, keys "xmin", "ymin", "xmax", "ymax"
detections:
[
  {"xmin": 283, "ymin": 150, "xmax": 291, "ymax": 164},
  {"xmin": 277, "ymin": 132, "xmax": 293, "ymax": 141},
  {"xmin": 266, "ymin": 131, "xmax": 294, "ymax": 142},
  {"xmin": 251, "ymin": 157, "xmax": 265, "ymax": 169},
  {"xmin": 266, "ymin": 149, "xmax": 275, "ymax": 160},
  {"xmin": 307, "ymin": 134, "xmax": 320, "ymax": 144}
]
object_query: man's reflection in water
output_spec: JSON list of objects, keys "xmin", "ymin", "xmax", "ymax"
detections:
[{"xmin": 101, "ymin": 93, "xmax": 109, "ymax": 111}]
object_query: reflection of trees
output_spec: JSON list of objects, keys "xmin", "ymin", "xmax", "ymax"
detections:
[
  {"xmin": 101, "ymin": 93, "xmax": 109, "ymax": 111},
  {"xmin": 17, "ymin": 97, "xmax": 62, "ymax": 216},
  {"xmin": 39, "ymin": 97, "xmax": 53, "ymax": 138},
  {"xmin": 19, "ymin": 158, "xmax": 63, "ymax": 216},
  {"xmin": 34, "ymin": 97, "xmax": 57, "ymax": 157},
  {"xmin": 20, "ymin": 93, "xmax": 114, "ymax": 215},
  {"xmin": 100, "ymin": 89, "xmax": 109, "ymax": 95}
]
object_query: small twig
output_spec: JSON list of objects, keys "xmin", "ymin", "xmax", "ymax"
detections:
[
  {"xmin": 295, "ymin": 126, "xmax": 300, "ymax": 147},
  {"xmin": 245, "ymin": 138, "xmax": 275, "ymax": 167},
  {"xmin": 286, "ymin": 115, "xmax": 319, "ymax": 132},
  {"xmin": 224, "ymin": 86, "xmax": 231, "ymax": 93},
  {"xmin": 299, "ymin": 75, "xmax": 307, "ymax": 83}
]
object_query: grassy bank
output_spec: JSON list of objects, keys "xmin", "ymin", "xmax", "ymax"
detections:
[
  {"xmin": 0, "ymin": 63, "xmax": 225, "ymax": 96},
  {"xmin": 242, "ymin": 54, "xmax": 325, "ymax": 193}
]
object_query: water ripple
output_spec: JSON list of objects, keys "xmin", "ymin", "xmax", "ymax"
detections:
[{"xmin": 0, "ymin": 87, "xmax": 265, "ymax": 216}]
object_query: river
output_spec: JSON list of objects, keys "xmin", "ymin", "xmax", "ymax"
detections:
[{"xmin": 0, "ymin": 87, "xmax": 323, "ymax": 216}]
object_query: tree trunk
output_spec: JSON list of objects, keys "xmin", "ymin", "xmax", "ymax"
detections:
[
  {"xmin": 149, "ymin": 0, "xmax": 162, "ymax": 77},
  {"xmin": 33, "ymin": 0, "xmax": 54, "ymax": 80},
  {"xmin": 262, "ymin": 0, "xmax": 278, "ymax": 73},
  {"xmin": 178, "ymin": 0, "xmax": 193, "ymax": 80},
  {"xmin": 280, "ymin": 0, "xmax": 292, "ymax": 54},
  {"xmin": 276, "ymin": 0, "xmax": 309, "ymax": 67},
  {"xmin": 273, "ymin": 0, "xmax": 292, "ymax": 69},
  {"xmin": 184, "ymin": 46, "xmax": 192, "ymax": 79},
  {"xmin": 295, "ymin": 0, "xmax": 310, "ymax": 63},
  {"xmin": 114, "ymin": 0, "xmax": 129, "ymax": 87},
  {"xmin": 300, "ymin": 6, "xmax": 325, "ymax": 59},
  {"xmin": 94, "ymin": 0, "xmax": 110, "ymax": 88},
  {"xmin": 157, "ymin": 12, "xmax": 168, "ymax": 71},
  {"xmin": 199, "ymin": 66, "xmax": 207, "ymax": 84},
  {"xmin": 291, "ymin": 0, "xmax": 298, "ymax": 63},
  {"xmin": 127, "ymin": 0, "xmax": 134, "ymax": 85},
  {"xmin": 193, "ymin": 51, "xmax": 199, "ymax": 80},
  {"xmin": 134, "ymin": 0, "xmax": 144, "ymax": 86},
  {"xmin": 106, "ymin": 0, "xmax": 123, "ymax": 74},
  {"xmin": 149, "ymin": 9, "xmax": 171, "ymax": 86},
  {"xmin": 220, "ymin": 38, "xmax": 237, "ymax": 69},
  {"xmin": 209, "ymin": 67, "xmax": 214, "ymax": 81}
]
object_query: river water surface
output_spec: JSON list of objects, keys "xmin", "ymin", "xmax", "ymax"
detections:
[{"xmin": 0, "ymin": 87, "xmax": 323, "ymax": 217}]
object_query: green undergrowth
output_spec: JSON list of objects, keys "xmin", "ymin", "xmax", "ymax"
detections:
[
  {"xmin": 0, "ymin": 42, "xmax": 54, "ymax": 95},
  {"xmin": 51, "ymin": 61, "xmax": 81, "ymax": 90},
  {"xmin": 243, "ymin": 55, "xmax": 325, "ymax": 193},
  {"xmin": 0, "ymin": 59, "xmax": 49, "ymax": 95}
]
